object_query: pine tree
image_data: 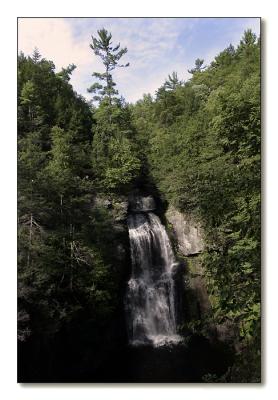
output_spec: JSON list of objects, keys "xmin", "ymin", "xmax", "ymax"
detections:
[
  {"xmin": 57, "ymin": 64, "xmax": 77, "ymax": 82},
  {"xmin": 87, "ymin": 28, "xmax": 129, "ymax": 106},
  {"xmin": 164, "ymin": 71, "xmax": 182, "ymax": 90},
  {"xmin": 32, "ymin": 47, "xmax": 41, "ymax": 63},
  {"xmin": 188, "ymin": 58, "xmax": 206, "ymax": 74}
]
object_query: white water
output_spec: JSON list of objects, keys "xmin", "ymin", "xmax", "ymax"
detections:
[{"xmin": 126, "ymin": 200, "xmax": 182, "ymax": 347}]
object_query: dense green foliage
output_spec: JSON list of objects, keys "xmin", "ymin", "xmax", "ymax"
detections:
[
  {"xmin": 88, "ymin": 28, "xmax": 141, "ymax": 190},
  {"xmin": 18, "ymin": 29, "xmax": 260, "ymax": 382},
  {"xmin": 17, "ymin": 49, "xmax": 134, "ymax": 365},
  {"xmin": 131, "ymin": 29, "xmax": 261, "ymax": 381}
]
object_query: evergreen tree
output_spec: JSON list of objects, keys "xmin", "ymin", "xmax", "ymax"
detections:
[
  {"xmin": 88, "ymin": 28, "xmax": 129, "ymax": 106},
  {"xmin": 188, "ymin": 58, "xmax": 206, "ymax": 74},
  {"xmin": 164, "ymin": 71, "xmax": 182, "ymax": 90},
  {"xmin": 87, "ymin": 29, "xmax": 140, "ymax": 191},
  {"xmin": 32, "ymin": 47, "xmax": 41, "ymax": 63},
  {"xmin": 57, "ymin": 63, "xmax": 77, "ymax": 82}
]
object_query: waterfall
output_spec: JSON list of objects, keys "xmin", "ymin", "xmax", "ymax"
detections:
[{"xmin": 126, "ymin": 196, "xmax": 182, "ymax": 347}]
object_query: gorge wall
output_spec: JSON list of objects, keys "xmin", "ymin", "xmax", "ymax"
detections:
[
  {"xmin": 166, "ymin": 206, "xmax": 204, "ymax": 256},
  {"xmin": 165, "ymin": 205, "xmax": 238, "ymax": 346}
]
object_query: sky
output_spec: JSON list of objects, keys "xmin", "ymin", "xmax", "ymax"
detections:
[{"xmin": 18, "ymin": 17, "xmax": 260, "ymax": 104}]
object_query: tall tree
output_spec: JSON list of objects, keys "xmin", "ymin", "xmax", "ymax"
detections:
[
  {"xmin": 87, "ymin": 28, "xmax": 129, "ymax": 106},
  {"xmin": 87, "ymin": 29, "xmax": 140, "ymax": 191}
]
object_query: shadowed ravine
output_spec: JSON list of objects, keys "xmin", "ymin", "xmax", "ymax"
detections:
[
  {"xmin": 113, "ymin": 195, "xmax": 233, "ymax": 383},
  {"xmin": 18, "ymin": 195, "xmax": 234, "ymax": 383}
]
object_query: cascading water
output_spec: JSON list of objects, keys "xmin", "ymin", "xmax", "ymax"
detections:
[{"xmin": 125, "ymin": 196, "xmax": 182, "ymax": 347}]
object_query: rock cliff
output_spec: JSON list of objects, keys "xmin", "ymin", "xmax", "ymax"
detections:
[{"xmin": 166, "ymin": 206, "xmax": 204, "ymax": 256}]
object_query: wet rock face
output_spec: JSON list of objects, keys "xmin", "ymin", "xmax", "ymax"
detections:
[
  {"xmin": 166, "ymin": 206, "xmax": 204, "ymax": 256},
  {"xmin": 128, "ymin": 194, "xmax": 156, "ymax": 213},
  {"xmin": 183, "ymin": 257, "xmax": 212, "ymax": 323}
]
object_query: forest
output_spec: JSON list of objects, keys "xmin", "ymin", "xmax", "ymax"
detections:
[{"xmin": 17, "ymin": 28, "xmax": 260, "ymax": 383}]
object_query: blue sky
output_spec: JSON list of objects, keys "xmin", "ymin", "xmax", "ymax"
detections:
[{"xmin": 18, "ymin": 17, "xmax": 260, "ymax": 103}]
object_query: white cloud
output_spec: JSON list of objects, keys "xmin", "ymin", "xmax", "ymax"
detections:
[
  {"xmin": 18, "ymin": 18, "xmax": 260, "ymax": 104},
  {"xmin": 18, "ymin": 17, "xmax": 196, "ymax": 102},
  {"xmin": 18, "ymin": 18, "xmax": 90, "ymax": 69},
  {"xmin": 87, "ymin": 18, "xmax": 196, "ymax": 101},
  {"xmin": 18, "ymin": 18, "xmax": 104, "ymax": 100}
]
